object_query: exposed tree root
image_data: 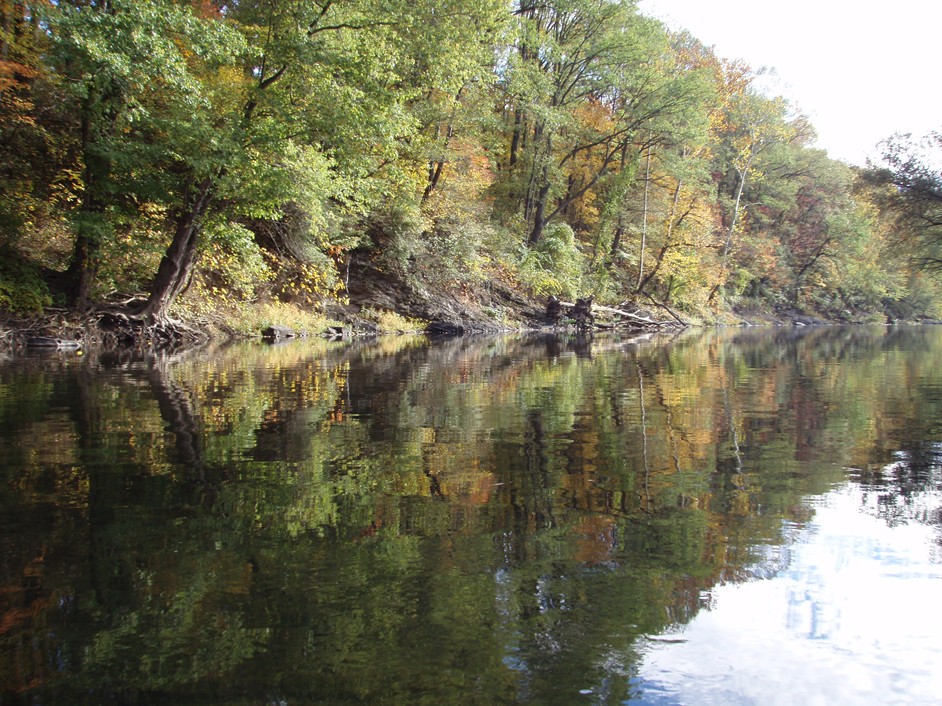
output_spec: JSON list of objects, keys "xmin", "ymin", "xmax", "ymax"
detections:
[
  {"xmin": 0, "ymin": 295, "xmax": 220, "ymax": 353},
  {"xmin": 97, "ymin": 309, "xmax": 210, "ymax": 349}
]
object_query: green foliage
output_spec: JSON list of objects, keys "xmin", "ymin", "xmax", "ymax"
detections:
[
  {"xmin": 872, "ymin": 132, "xmax": 942, "ymax": 272},
  {"xmin": 220, "ymin": 300, "xmax": 338, "ymax": 336},
  {"xmin": 363, "ymin": 200, "xmax": 429, "ymax": 276},
  {"xmin": 0, "ymin": 197, "xmax": 25, "ymax": 246},
  {"xmin": 884, "ymin": 271, "xmax": 942, "ymax": 321},
  {"xmin": 519, "ymin": 222, "xmax": 585, "ymax": 298},
  {"xmin": 0, "ymin": 251, "xmax": 51, "ymax": 313},
  {"xmin": 200, "ymin": 221, "xmax": 274, "ymax": 299},
  {"xmin": 0, "ymin": 0, "xmax": 935, "ymax": 322}
]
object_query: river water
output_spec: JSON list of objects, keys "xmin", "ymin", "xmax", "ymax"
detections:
[{"xmin": 1, "ymin": 326, "xmax": 940, "ymax": 705}]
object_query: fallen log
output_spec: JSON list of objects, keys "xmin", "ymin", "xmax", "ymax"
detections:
[
  {"xmin": 591, "ymin": 303, "xmax": 662, "ymax": 326},
  {"xmin": 547, "ymin": 297, "xmax": 685, "ymax": 331},
  {"xmin": 26, "ymin": 336, "xmax": 82, "ymax": 350}
]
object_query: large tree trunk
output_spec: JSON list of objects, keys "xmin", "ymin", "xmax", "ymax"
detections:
[
  {"xmin": 509, "ymin": 107, "xmax": 523, "ymax": 168},
  {"xmin": 422, "ymin": 160, "xmax": 445, "ymax": 203},
  {"xmin": 65, "ymin": 87, "xmax": 119, "ymax": 310},
  {"xmin": 64, "ymin": 224, "xmax": 99, "ymax": 311},
  {"xmin": 421, "ymin": 93, "xmax": 461, "ymax": 203},
  {"xmin": 528, "ymin": 171, "xmax": 550, "ymax": 245},
  {"xmin": 526, "ymin": 121, "xmax": 552, "ymax": 246},
  {"xmin": 606, "ymin": 143, "xmax": 631, "ymax": 265},
  {"xmin": 523, "ymin": 120, "xmax": 545, "ymax": 224},
  {"xmin": 608, "ymin": 217, "xmax": 624, "ymax": 265},
  {"xmin": 140, "ymin": 179, "xmax": 213, "ymax": 322}
]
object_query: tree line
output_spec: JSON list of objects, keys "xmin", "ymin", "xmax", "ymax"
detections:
[{"xmin": 1, "ymin": 0, "xmax": 940, "ymax": 325}]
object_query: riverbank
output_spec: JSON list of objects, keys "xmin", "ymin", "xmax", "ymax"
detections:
[
  {"xmin": 0, "ymin": 298, "xmax": 889, "ymax": 356},
  {"xmin": 0, "ymin": 258, "xmax": 908, "ymax": 353}
]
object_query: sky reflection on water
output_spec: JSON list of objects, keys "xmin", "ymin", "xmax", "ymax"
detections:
[{"xmin": 632, "ymin": 484, "xmax": 942, "ymax": 706}]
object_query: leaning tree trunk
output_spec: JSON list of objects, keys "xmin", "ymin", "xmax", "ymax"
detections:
[
  {"xmin": 526, "ymin": 124, "xmax": 552, "ymax": 246},
  {"xmin": 509, "ymin": 107, "xmax": 524, "ymax": 168},
  {"xmin": 140, "ymin": 179, "xmax": 213, "ymax": 322}
]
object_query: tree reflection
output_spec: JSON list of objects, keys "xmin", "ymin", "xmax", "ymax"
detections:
[{"xmin": 1, "ymin": 326, "xmax": 941, "ymax": 703}]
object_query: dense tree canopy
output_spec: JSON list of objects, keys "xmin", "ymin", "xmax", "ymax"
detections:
[
  {"xmin": 871, "ymin": 132, "xmax": 942, "ymax": 269},
  {"xmin": 0, "ymin": 0, "xmax": 939, "ymax": 324}
]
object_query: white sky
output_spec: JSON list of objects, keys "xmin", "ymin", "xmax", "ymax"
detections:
[{"xmin": 637, "ymin": 0, "xmax": 942, "ymax": 165}]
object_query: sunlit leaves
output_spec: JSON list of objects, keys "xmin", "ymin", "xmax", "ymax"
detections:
[{"xmin": 1, "ymin": 0, "xmax": 939, "ymax": 321}]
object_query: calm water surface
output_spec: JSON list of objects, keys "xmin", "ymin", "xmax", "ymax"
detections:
[{"xmin": 1, "ymin": 326, "xmax": 940, "ymax": 705}]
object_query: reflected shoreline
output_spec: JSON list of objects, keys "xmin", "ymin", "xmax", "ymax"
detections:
[{"xmin": 1, "ymin": 325, "xmax": 940, "ymax": 705}]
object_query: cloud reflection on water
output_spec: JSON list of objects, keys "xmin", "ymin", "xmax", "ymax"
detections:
[{"xmin": 633, "ymin": 484, "xmax": 942, "ymax": 706}]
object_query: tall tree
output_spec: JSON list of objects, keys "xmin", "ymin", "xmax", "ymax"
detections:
[
  {"xmin": 871, "ymin": 131, "xmax": 942, "ymax": 269},
  {"xmin": 499, "ymin": 0, "xmax": 698, "ymax": 246},
  {"xmin": 142, "ymin": 0, "xmax": 506, "ymax": 321},
  {"xmin": 44, "ymin": 0, "xmax": 242, "ymax": 310},
  {"xmin": 0, "ymin": 0, "xmax": 56, "ymax": 246},
  {"xmin": 716, "ymin": 91, "xmax": 793, "ymax": 275},
  {"xmin": 587, "ymin": 31, "xmax": 715, "ymax": 304}
]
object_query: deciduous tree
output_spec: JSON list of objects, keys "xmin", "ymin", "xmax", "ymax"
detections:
[{"xmin": 871, "ymin": 131, "xmax": 942, "ymax": 270}]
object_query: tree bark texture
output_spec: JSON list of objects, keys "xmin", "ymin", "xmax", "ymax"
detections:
[{"xmin": 141, "ymin": 178, "xmax": 214, "ymax": 321}]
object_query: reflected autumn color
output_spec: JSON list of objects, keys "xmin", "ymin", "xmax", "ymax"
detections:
[{"xmin": 1, "ymin": 326, "xmax": 940, "ymax": 704}]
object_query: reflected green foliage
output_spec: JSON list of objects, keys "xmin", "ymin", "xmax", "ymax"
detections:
[{"xmin": 2, "ymin": 328, "xmax": 942, "ymax": 704}]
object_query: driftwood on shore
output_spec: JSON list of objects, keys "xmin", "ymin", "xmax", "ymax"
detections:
[
  {"xmin": 546, "ymin": 296, "xmax": 686, "ymax": 331},
  {"xmin": 26, "ymin": 336, "xmax": 82, "ymax": 349}
]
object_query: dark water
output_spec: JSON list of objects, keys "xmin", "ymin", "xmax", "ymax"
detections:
[{"xmin": 1, "ymin": 326, "xmax": 940, "ymax": 705}]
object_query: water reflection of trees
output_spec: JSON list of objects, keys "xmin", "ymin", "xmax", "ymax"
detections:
[
  {"xmin": 1, "ymin": 326, "xmax": 942, "ymax": 704},
  {"xmin": 850, "ymin": 447, "xmax": 942, "ymax": 545}
]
